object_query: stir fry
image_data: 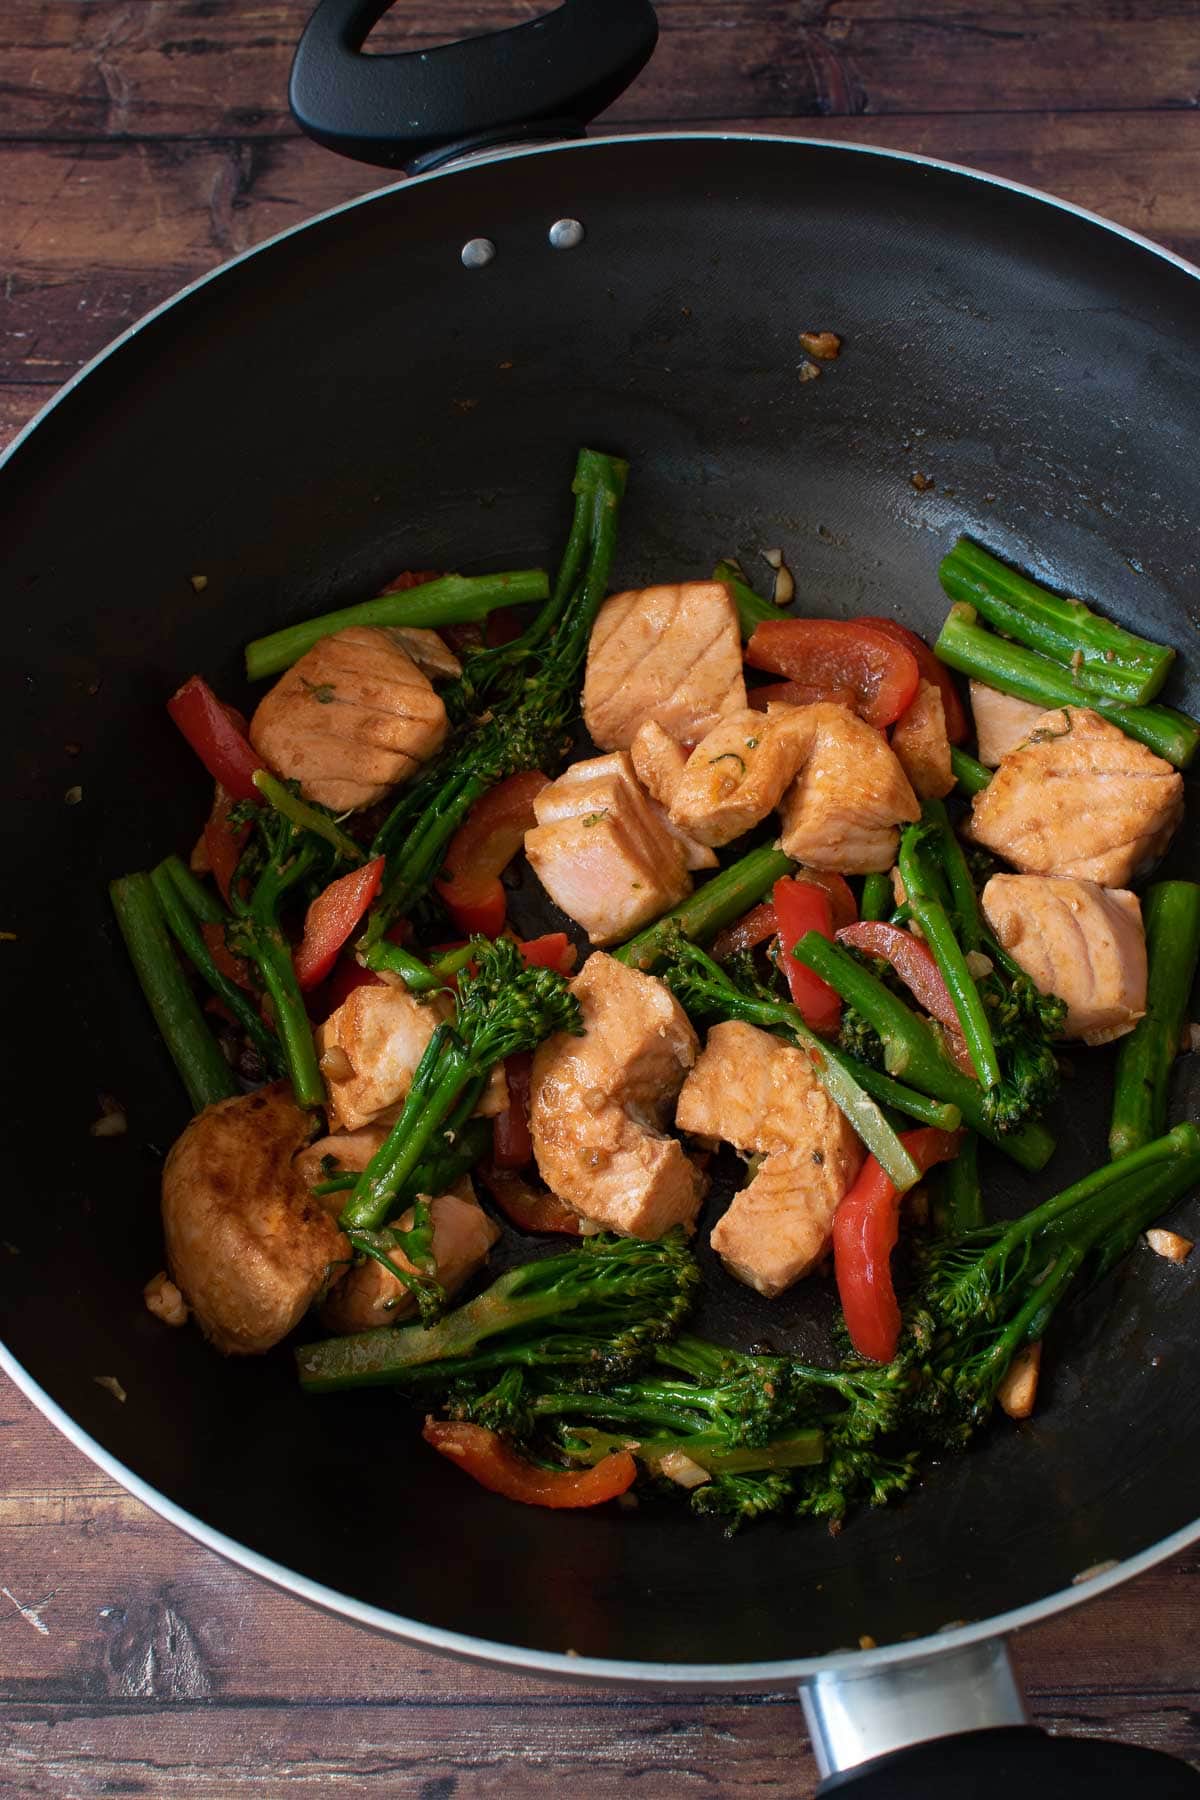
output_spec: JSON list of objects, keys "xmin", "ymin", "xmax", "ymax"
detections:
[{"xmin": 112, "ymin": 449, "xmax": 1200, "ymax": 1530}]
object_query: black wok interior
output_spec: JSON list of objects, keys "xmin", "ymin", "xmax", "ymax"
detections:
[{"xmin": 3, "ymin": 137, "xmax": 1199, "ymax": 1667}]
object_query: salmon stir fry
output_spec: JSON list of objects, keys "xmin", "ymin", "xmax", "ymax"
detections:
[{"xmin": 114, "ymin": 454, "xmax": 1200, "ymax": 1532}]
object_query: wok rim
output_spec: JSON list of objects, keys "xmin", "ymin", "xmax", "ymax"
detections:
[{"xmin": 4, "ymin": 128, "xmax": 1199, "ymax": 1684}]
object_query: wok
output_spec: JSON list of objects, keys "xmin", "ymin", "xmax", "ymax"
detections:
[{"xmin": 3, "ymin": 2, "xmax": 1199, "ymax": 1790}]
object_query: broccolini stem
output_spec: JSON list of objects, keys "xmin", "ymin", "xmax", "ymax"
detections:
[
  {"xmin": 244, "ymin": 569, "xmax": 551, "ymax": 681},
  {"xmin": 560, "ymin": 1422, "xmax": 827, "ymax": 1475},
  {"xmin": 847, "ymin": 1063, "xmax": 962, "ymax": 1133},
  {"xmin": 860, "ymin": 871, "xmax": 893, "ymax": 922},
  {"xmin": 150, "ymin": 862, "xmax": 283, "ymax": 1072},
  {"xmin": 897, "ymin": 824, "xmax": 1000, "ymax": 1091},
  {"xmin": 231, "ymin": 834, "xmax": 326, "ymax": 1108},
  {"xmin": 362, "ymin": 940, "xmax": 479, "ymax": 989},
  {"xmin": 252, "ymin": 770, "xmax": 364, "ymax": 864},
  {"xmin": 614, "ymin": 843, "xmax": 796, "ymax": 972},
  {"xmin": 339, "ymin": 1023, "xmax": 465, "ymax": 1231},
  {"xmin": 792, "ymin": 933, "xmax": 1055, "ymax": 1169},
  {"xmin": 311, "ymin": 1116, "xmax": 491, "ymax": 1200},
  {"xmin": 713, "ymin": 560, "xmax": 777, "ymax": 638},
  {"xmin": 160, "ymin": 853, "xmax": 226, "ymax": 927},
  {"xmin": 109, "ymin": 873, "xmax": 237, "ymax": 1112},
  {"xmin": 918, "ymin": 797, "xmax": 986, "ymax": 951},
  {"xmin": 939, "ymin": 538, "xmax": 1174, "ymax": 707},
  {"xmin": 934, "ymin": 604, "xmax": 1200, "ymax": 769},
  {"xmin": 950, "ymin": 746, "xmax": 992, "ymax": 797},
  {"xmin": 1109, "ymin": 882, "xmax": 1200, "ymax": 1159},
  {"xmin": 932, "ymin": 1130, "xmax": 983, "ymax": 1234}
]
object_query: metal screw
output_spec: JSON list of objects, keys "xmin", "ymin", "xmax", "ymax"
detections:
[
  {"xmin": 548, "ymin": 218, "xmax": 586, "ymax": 250},
  {"xmin": 461, "ymin": 238, "xmax": 496, "ymax": 269}
]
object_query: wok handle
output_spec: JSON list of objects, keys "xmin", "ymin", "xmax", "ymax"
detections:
[
  {"xmin": 801, "ymin": 1637, "xmax": 1200, "ymax": 1795},
  {"xmin": 289, "ymin": 0, "xmax": 658, "ymax": 173}
]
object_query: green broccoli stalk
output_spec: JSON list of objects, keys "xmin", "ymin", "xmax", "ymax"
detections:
[
  {"xmin": 338, "ymin": 937, "xmax": 581, "ymax": 1240},
  {"xmin": 360, "ymin": 449, "xmax": 628, "ymax": 961},
  {"xmin": 295, "ymin": 1230, "xmax": 702, "ymax": 1392}
]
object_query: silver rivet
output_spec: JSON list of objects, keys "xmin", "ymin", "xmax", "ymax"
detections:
[
  {"xmin": 548, "ymin": 218, "xmax": 585, "ymax": 250},
  {"xmin": 461, "ymin": 238, "xmax": 496, "ymax": 269}
]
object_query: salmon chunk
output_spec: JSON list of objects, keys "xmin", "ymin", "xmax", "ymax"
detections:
[
  {"xmin": 524, "ymin": 752, "xmax": 692, "ymax": 944},
  {"xmin": 249, "ymin": 625, "xmax": 448, "ymax": 811},
  {"xmin": 321, "ymin": 1183, "xmax": 500, "ymax": 1332},
  {"xmin": 317, "ymin": 984, "xmax": 506, "ymax": 1132},
  {"xmin": 669, "ymin": 706, "xmax": 814, "ymax": 847},
  {"xmin": 778, "ymin": 703, "xmax": 920, "ymax": 872},
  {"xmin": 970, "ymin": 681, "xmax": 1048, "ymax": 767},
  {"xmin": 891, "ymin": 679, "xmax": 954, "ymax": 800},
  {"xmin": 982, "ymin": 874, "xmax": 1147, "ymax": 1043},
  {"xmin": 630, "ymin": 722, "xmax": 719, "ymax": 870},
  {"xmin": 294, "ymin": 1123, "xmax": 388, "ymax": 1194},
  {"xmin": 969, "ymin": 707, "xmax": 1183, "ymax": 887},
  {"xmin": 676, "ymin": 1020, "xmax": 864, "ymax": 1295},
  {"xmin": 386, "ymin": 626, "xmax": 461, "ymax": 681},
  {"xmin": 530, "ymin": 953, "xmax": 704, "ymax": 1239},
  {"xmin": 583, "ymin": 581, "xmax": 746, "ymax": 750}
]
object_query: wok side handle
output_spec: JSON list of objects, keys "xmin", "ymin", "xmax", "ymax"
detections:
[
  {"xmin": 801, "ymin": 1637, "xmax": 1200, "ymax": 1795},
  {"xmin": 289, "ymin": 0, "xmax": 657, "ymax": 173}
]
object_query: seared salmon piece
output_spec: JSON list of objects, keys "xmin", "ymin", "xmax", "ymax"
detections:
[
  {"xmin": 294, "ymin": 1123, "xmax": 388, "ymax": 1194},
  {"xmin": 891, "ymin": 679, "xmax": 954, "ymax": 800},
  {"xmin": 583, "ymin": 581, "xmax": 746, "ymax": 750},
  {"xmin": 386, "ymin": 626, "xmax": 461, "ymax": 681},
  {"xmin": 317, "ymin": 984, "xmax": 506, "ymax": 1132},
  {"xmin": 162, "ymin": 1084, "xmax": 349, "ymax": 1355},
  {"xmin": 530, "ymin": 953, "xmax": 704, "ymax": 1239},
  {"xmin": 524, "ymin": 752, "xmax": 692, "ymax": 945},
  {"xmin": 320, "ymin": 1182, "xmax": 500, "ymax": 1332},
  {"xmin": 982, "ymin": 873, "xmax": 1147, "ymax": 1043},
  {"xmin": 778, "ymin": 703, "xmax": 920, "ymax": 872},
  {"xmin": 676, "ymin": 1019, "xmax": 863, "ymax": 1295},
  {"xmin": 249, "ymin": 625, "xmax": 448, "ymax": 812},
  {"xmin": 970, "ymin": 681, "xmax": 1048, "ymax": 767},
  {"xmin": 669, "ymin": 706, "xmax": 814, "ymax": 847},
  {"xmin": 630, "ymin": 721, "xmax": 719, "ymax": 869},
  {"xmin": 969, "ymin": 707, "xmax": 1183, "ymax": 887}
]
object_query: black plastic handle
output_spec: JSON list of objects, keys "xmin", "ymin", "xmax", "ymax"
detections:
[
  {"xmin": 818, "ymin": 1726, "xmax": 1200, "ymax": 1796},
  {"xmin": 289, "ymin": 0, "xmax": 658, "ymax": 173}
]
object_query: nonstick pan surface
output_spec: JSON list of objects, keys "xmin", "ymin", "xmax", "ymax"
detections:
[{"xmin": 3, "ymin": 134, "xmax": 1199, "ymax": 1678}]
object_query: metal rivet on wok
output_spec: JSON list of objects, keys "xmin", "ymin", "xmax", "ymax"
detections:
[
  {"xmin": 548, "ymin": 218, "xmax": 586, "ymax": 250},
  {"xmin": 461, "ymin": 238, "xmax": 496, "ymax": 269}
]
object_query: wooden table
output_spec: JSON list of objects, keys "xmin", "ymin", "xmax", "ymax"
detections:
[{"xmin": 3, "ymin": 4, "xmax": 1199, "ymax": 1792}]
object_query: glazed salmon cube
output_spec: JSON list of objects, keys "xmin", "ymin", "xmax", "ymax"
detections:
[
  {"xmin": 981, "ymin": 873, "xmax": 1146, "ymax": 1043},
  {"xmin": 969, "ymin": 681, "xmax": 1048, "ymax": 767},
  {"xmin": 778, "ymin": 703, "xmax": 920, "ymax": 872},
  {"xmin": 583, "ymin": 581, "xmax": 746, "ymax": 750},
  {"xmin": 891, "ymin": 678, "xmax": 954, "ymax": 800}
]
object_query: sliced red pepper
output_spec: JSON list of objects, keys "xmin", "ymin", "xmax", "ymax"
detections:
[
  {"xmin": 493, "ymin": 1051, "xmax": 534, "ymax": 1168},
  {"xmin": 380, "ymin": 569, "xmax": 441, "ymax": 593},
  {"xmin": 202, "ymin": 784, "xmax": 250, "ymax": 907},
  {"xmin": 773, "ymin": 877, "xmax": 841, "ymax": 1033},
  {"xmin": 852, "ymin": 615, "xmax": 968, "ymax": 744},
  {"xmin": 834, "ymin": 1127, "xmax": 963, "ymax": 1363},
  {"xmin": 485, "ymin": 607, "xmax": 523, "ymax": 647},
  {"xmin": 794, "ymin": 869, "xmax": 858, "ymax": 932},
  {"xmin": 477, "ymin": 1162, "xmax": 582, "ymax": 1236},
  {"xmin": 837, "ymin": 920, "xmax": 960, "ymax": 1034},
  {"xmin": 167, "ymin": 676, "xmax": 264, "ymax": 803},
  {"xmin": 748, "ymin": 679, "xmax": 857, "ymax": 713},
  {"xmin": 200, "ymin": 920, "xmax": 254, "ymax": 991},
  {"xmin": 517, "ymin": 932, "xmax": 577, "ymax": 976},
  {"xmin": 436, "ymin": 771, "xmax": 549, "ymax": 938},
  {"xmin": 293, "ymin": 857, "xmax": 385, "ymax": 991},
  {"xmin": 318, "ymin": 956, "xmax": 384, "ymax": 1018},
  {"xmin": 710, "ymin": 902, "xmax": 779, "ymax": 962},
  {"xmin": 422, "ymin": 1419, "xmax": 634, "ymax": 1508},
  {"xmin": 746, "ymin": 620, "xmax": 920, "ymax": 730}
]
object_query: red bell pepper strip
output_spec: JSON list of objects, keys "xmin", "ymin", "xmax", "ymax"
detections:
[
  {"xmin": 317, "ymin": 956, "xmax": 383, "ymax": 1018},
  {"xmin": 837, "ymin": 920, "xmax": 960, "ymax": 1034},
  {"xmin": 516, "ymin": 933, "xmax": 577, "ymax": 976},
  {"xmin": 493, "ymin": 1051, "xmax": 534, "ymax": 1168},
  {"xmin": 202, "ymin": 785, "xmax": 250, "ymax": 907},
  {"xmin": 852, "ymin": 615, "xmax": 969, "ymax": 744},
  {"xmin": 772, "ymin": 877, "xmax": 841, "ymax": 1033},
  {"xmin": 422, "ymin": 1419, "xmax": 635, "ymax": 1508},
  {"xmin": 477, "ymin": 1162, "xmax": 582, "ymax": 1236},
  {"xmin": 710, "ymin": 901, "xmax": 779, "ymax": 962},
  {"xmin": 834, "ymin": 1126, "xmax": 963, "ymax": 1362},
  {"xmin": 435, "ymin": 771, "xmax": 550, "ymax": 938},
  {"xmin": 746, "ymin": 620, "xmax": 920, "ymax": 730},
  {"xmin": 293, "ymin": 857, "xmax": 385, "ymax": 991},
  {"xmin": 200, "ymin": 921, "xmax": 254, "ymax": 991},
  {"xmin": 794, "ymin": 869, "xmax": 857, "ymax": 932},
  {"xmin": 485, "ymin": 607, "xmax": 523, "ymax": 647},
  {"xmin": 167, "ymin": 676, "xmax": 264, "ymax": 803},
  {"xmin": 748, "ymin": 679, "xmax": 858, "ymax": 713}
]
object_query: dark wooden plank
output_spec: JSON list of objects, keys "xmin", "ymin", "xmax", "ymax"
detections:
[
  {"xmin": 2, "ymin": 1376, "xmax": 1198, "ymax": 1798},
  {"xmin": 2, "ymin": 112, "xmax": 1198, "ymax": 434},
  {"xmin": 3, "ymin": 0, "xmax": 1200, "ymax": 139}
]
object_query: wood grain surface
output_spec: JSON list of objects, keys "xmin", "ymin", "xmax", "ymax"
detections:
[{"xmin": 3, "ymin": 3, "xmax": 1199, "ymax": 1793}]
